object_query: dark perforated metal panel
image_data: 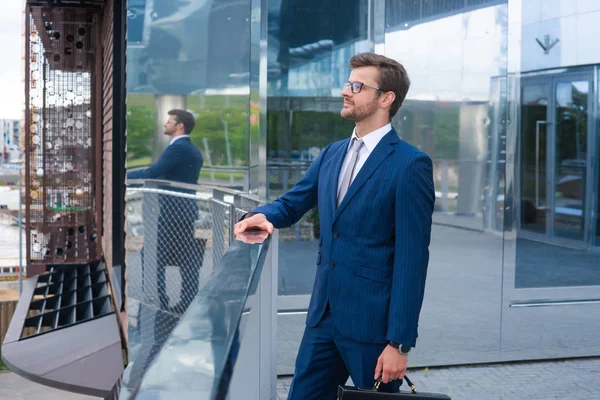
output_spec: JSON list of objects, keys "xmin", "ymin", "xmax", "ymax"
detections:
[
  {"xmin": 21, "ymin": 261, "xmax": 113, "ymax": 339},
  {"xmin": 25, "ymin": 6, "xmax": 102, "ymax": 268}
]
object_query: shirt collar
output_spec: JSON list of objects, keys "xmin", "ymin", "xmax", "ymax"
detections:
[
  {"xmin": 350, "ymin": 123, "xmax": 392, "ymax": 153},
  {"xmin": 170, "ymin": 135, "xmax": 188, "ymax": 145}
]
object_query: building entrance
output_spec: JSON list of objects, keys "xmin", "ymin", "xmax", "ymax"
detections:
[{"xmin": 519, "ymin": 70, "xmax": 596, "ymax": 249}]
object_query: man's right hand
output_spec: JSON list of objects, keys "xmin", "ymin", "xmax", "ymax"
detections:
[{"xmin": 233, "ymin": 213, "xmax": 274, "ymax": 236}]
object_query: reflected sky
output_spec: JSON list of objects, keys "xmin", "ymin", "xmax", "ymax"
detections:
[
  {"xmin": 386, "ymin": 5, "xmax": 507, "ymax": 102},
  {"xmin": 0, "ymin": 0, "xmax": 25, "ymax": 119}
]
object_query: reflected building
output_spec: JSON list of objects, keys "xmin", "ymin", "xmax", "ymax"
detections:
[
  {"xmin": 0, "ymin": 119, "xmax": 22, "ymax": 164},
  {"xmin": 122, "ymin": 0, "xmax": 599, "ymax": 374}
]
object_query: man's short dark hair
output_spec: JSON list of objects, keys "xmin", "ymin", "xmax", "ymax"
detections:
[
  {"xmin": 168, "ymin": 109, "xmax": 196, "ymax": 135},
  {"xmin": 349, "ymin": 53, "xmax": 410, "ymax": 120}
]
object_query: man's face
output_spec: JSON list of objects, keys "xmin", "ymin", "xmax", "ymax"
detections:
[
  {"xmin": 340, "ymin": 66, "xmax": 381, "ymax": 122},
  {"xmin": 163, "ymin": 115, "xmax": 180, "ymax": 136}
]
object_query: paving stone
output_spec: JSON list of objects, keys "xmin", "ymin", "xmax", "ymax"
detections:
[{"xmin": 276, "ymin": 358, "xmax": 600, "ymax": 399}]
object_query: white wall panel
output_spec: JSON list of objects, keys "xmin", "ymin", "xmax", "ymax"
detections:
[{"xmin": 521, "ymin": 5, "xmax": 600, "ymax": 71}]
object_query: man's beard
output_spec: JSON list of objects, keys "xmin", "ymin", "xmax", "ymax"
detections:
[{"xmin": 340, "ymin": 99, "xmax": 378, "ymax": 122}]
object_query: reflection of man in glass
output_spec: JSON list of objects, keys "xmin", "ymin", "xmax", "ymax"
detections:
[
  {"xmin": 126, "ymin": 109, "xmax": 205, "ymax": 388},
  {"xmin": 127, "ymin": 109, "xmax": 205, "ymax": 312},
  {"xmin": 235, "ymin": 53, "xmax": 435, "ymax": 397}
]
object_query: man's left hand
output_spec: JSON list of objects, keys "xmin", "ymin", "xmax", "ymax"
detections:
[
  {"xmin": 235, "ymin": 230, "xmax": 270, "ymax": 244},
  {"xmin": 374, "ymin": 345, "xmax": 408, "ymax": 384}
]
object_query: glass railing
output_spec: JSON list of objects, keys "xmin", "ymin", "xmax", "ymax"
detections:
[{"xmin": 119, "ymin": 180, "xmax": 276, "ymax": 399}]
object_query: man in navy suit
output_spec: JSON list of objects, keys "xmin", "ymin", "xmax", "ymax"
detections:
[
  {"xmin": 235, "ymin": 53, "xmax": 435, "ymax": 398},
  {"xmin": 127, "ymin": 109, "xmax": 204, "ymax": 312}
]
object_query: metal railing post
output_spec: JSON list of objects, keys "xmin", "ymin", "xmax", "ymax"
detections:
[
  {"xmin": 18, "ymin": 159, "xmax": 23, "ymax": 294},
  {"xmin": 212, "ymin": 199, "xmax": 228, "ymax": 269},
  {"xmin": 442, "ymin": 160, "xmax": 449, "ymax": 212},
  {"xmin": 229, "ymin": 203, "xmax": 236, "ymax": 244}
]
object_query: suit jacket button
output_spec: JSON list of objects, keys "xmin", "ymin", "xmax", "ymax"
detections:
[
  {"xmin": 329, "ymin": 261, "xmax": 335, "ymax": 268},
  {"xmin": 333, "ymin": 233, "xmax": 339, "ymax": 238}
]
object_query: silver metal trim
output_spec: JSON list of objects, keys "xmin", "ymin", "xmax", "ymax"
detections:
[
  {"xmin": 126, "ymin": 178, "xmax": 210, "ymax": 192},
  {"xmin": 126, "ymin": 187, "xmax": 203, "ymax": 200},
  {"xmin": 277, "ymin": 310, "xmax": 308, "ymax": 316},
  {"xmin": 510, "ymin": 299, "xmax": 600, "ymax": 308}
]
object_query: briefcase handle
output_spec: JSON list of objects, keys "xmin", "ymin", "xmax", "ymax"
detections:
[{"xmin": 374, "ymin": 374, "xmax": 417, "ymax": 394}]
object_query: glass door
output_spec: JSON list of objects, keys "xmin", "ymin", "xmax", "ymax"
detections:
[
  {"xmin": 504, "ymin": 70, "xmax": 600, "ymax": 362},
  {"xmin": 520, "ymin": 81, "xmax": 550, "ymax": 238},
  {"xmin": 519, "ymin": 72, "xmax": 593, "ymax": 248},
  {"xmin": 552, "ymin": 79, "xmax": 590, "ymax": 242}
]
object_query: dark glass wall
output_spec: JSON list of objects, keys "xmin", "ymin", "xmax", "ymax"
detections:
[
  {"xmin": 123, "ymin": 0, "xmax": 261, "ymax": 384},
  {"xmin": 266, "ymin": 0, "xmax": 371, "ymax": 372},
  {"xmin": 266, "ymin": 0, "xmax": 369, "ymax": 298},
  {"xmin": 383, "ymin": 1, "xmax": 508, "ymax": 367},
  {"xmin": 126, "ymin": 0, "xmax": 253, "ymax": 189}
]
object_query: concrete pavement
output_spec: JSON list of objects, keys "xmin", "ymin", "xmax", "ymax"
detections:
[
  {"xmin": 3, "ymin": 357, "xmax": 599, "ymax": 399},
  {"xmin": 276, "ymin": 357, "xmax": 600, "ymax": 400},
  {"xmin": 0, "ymin": 372, "xmax": 98, "ymax": 400},
  {"xmin": 276, "ymin": 223, "xmax": 600, "ymax": 374}
]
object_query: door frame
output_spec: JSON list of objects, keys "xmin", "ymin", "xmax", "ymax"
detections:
[{"xmin": 517, "ymin": 69, "xmax": 596, "ymax": 250}]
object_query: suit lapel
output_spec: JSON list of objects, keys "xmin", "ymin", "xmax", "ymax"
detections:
[
  {"xmin": 328, "ymin": 138, "xmax": 351, "ymax": 218},
  {"xmin": 334, "ymin": 129, "xmax": 399, "ymax": 222}
]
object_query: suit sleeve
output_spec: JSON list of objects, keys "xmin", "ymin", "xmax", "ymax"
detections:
[
  {"xmin": 386, "ymin": 154, "xmax": 435, "ymax": 347},
  {"xmin": 127, "ymin": 145, "xmax": 182, "ymax": 180},
  {"xmin": 250, "ymin": 144, "xmax": 331, "ymax": 229}
]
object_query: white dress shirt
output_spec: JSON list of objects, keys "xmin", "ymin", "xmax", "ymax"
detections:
[
  {"xmin": 337, "ymin": 123, "xmax": 391, "ymax": 194},
  {"xmin": 169, "ymin": 135, "xmax": 187, "ymax": 145}
]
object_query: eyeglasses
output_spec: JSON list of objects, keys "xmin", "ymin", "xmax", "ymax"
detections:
[{"xmin": 344, "ymin": 81, "xmax": 382, "ymax": 94}]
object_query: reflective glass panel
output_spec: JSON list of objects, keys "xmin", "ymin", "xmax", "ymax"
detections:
[
  {"xmin": 124, "ymin": 0, "xmax": 253, "ymax": 384},
  {"xmin": 385, "ymin": 1, "xmax": 508, "ymax": 365},
  {"xmin": 520, "ymin": 83, "xmax": 549, "ymax": 235},
  {"xmin": 268, "ymin": 0, "xmax": 370, "ymax": 374},
  {"xmin": 501, "ymin": 0, "xmax": 600, "ymax": 364},
  {"xmin": 597, "ymin": 76, "xmax": 600, "ymax": 247},
  {"xmin": 126, "ymin": 1, "xmax": 251, "ymax": 179},
  {"xmin": 553, "ymin": 81, "xmax": 588, "ymax": 241}
]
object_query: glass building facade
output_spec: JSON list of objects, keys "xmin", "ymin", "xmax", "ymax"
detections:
[{"xmin": 125, "ymin": 0, "xmax": 600, "ymax": 374}]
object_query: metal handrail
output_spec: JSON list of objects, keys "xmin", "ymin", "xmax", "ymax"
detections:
[
  {"xmin": 125, "ymin": 178, "xmax": 211, "ymax": 192},
  {"xmin": 125, "ymin": 179, "xmax": 261, "ymax": 206}
]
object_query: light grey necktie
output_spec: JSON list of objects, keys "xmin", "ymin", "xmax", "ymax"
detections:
[{"xmin": 337, "ymin": 138, "xmax": 364, "ymax": 206}]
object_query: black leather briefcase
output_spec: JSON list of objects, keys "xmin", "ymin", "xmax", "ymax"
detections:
[{"xmin": 337, "ymin": 375, "xmax": 451, "ymax": 400}]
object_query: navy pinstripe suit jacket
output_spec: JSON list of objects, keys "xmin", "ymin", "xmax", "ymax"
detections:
[
  {"xmin": 127, "ymin": 136, "xmax": 203, "ymax": 221},
  {"xmin": 253, "ymin": 128, "xmax": 435, "ymax": 347}
]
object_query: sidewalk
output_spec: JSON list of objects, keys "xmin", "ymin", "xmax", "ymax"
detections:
[
  {"xmin": 2, "ymin": 357, "xmax": 599, "ymax": 399},
  {"xmin": 277, "ymin": 357, "xmax": 600, "ymax": 400},
  {"xmin": 0, "ymin": 372, "xmax": 98, "ymax": 400}
]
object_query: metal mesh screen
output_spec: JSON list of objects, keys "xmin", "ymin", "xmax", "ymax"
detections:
[
  {"xmin": 125, "ymin": 187, "xmax": 214, "ymax": 387},
  {"xmin": 25, "ymin": 6, "xmax": 101, "ymax": 268},
  {"xmin": 126, "ymin": 189, "xmax": 211, "ymax": 313},
  {"xmin": 123, "ymin": 184, "xmax": 259, "ymax": 389}
]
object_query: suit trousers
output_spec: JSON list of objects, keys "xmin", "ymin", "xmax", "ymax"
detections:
[
  {"xmin": 155, "ymin": 213, "xmax": 205, "ymax": 311},
  {"xmin": 156, "ymin": 237, "xmax": 206, "ymax": 312},
  {"xmin": 141, "ymin": 214, "xmax": 205, "ymax": 312},
  {"xmin": 288, "ymin": 307, "xmax": 400, "ymax": 400}
]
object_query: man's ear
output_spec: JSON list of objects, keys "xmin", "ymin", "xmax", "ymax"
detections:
[{"xmin": 380, "ymin": 91, "xmax": 395, "ymax": 109}]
